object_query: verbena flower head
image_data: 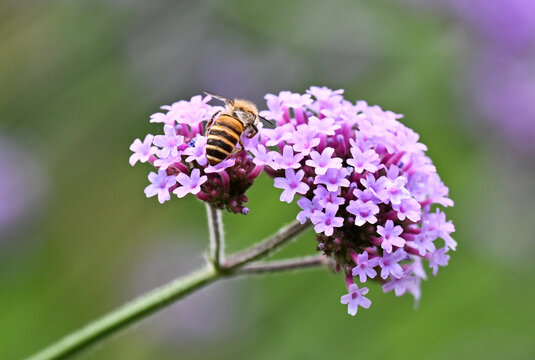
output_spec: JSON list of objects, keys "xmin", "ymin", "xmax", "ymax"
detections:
[
  {"xmin": 130, "ymin": 95, "xmax": 263, "ymax": 214},
  {"xmin": 130, "ymin": 87, "xmax": 455, "ymax": 316},
  {"xmin": 256, "ymin": 86, "xmax": 456, "ymax": 316}
]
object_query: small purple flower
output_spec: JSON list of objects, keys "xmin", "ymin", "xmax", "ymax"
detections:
[
  {"xmin": 173, "ymin": 95, "xmax": 213, "ymax": 126},
  {"xmin": 153, "ymin": 124, "xmax": 184, "ymax": 158},
  {"xmin": 382, "ymin": 270, "xmax": 421, "ymax": 300},
  {"xmin": 277, "ymin": 91, "xmax": 313, "ymax": 108},
  {"xmin": 314, "ymin": 168, "xmax": 350, "ymax": 192},
  {"xmin": 428, "ymin": 247, "xmax": 450, "ymax": 276},
  {"xmin": 384, "ymin": 175, "xmax": 411, "ymax": 206},
  {"xmin": 260, "ymin": 94, "xmax": 285, "ymax": 121},
  {"xmin": 393, "ymin": 197, "xmax": 421, "ymax": 222},
  {"xmin": 144, "ymin": 169, "xmax": 177, "ymax": 204},
  {"xmin": 340, "ymin": 284, "xmax": 371, "ymax": 316},
  {"xmin": 379, "ymin": 248, "xmax": 407, "ymax": 279},
  {"xmin": 183, "ymin": 135, "xmax": 208, "ymax": 166},
  {"xmin": 313, "ymin": 185, "xmax": 345, "ymax": 208},
  {"xmin": 347, "ymin": 145, "xmax": 380, "ymax": 174},
  {"xmin": 410, "ymin": 230, "xmax": 436, "ymax": 257},
  {"xmin": 263, "ymin": 123, "xmax": 295, "ymax": 147},
  {"xmin": 291, "ymin": 125, "xmax": 321, "ymax": 155},
  {"xmin": 360, "ymin": 174, "xmax": 389, "ymax": 203},
  {"xmin": 149, "ymin": 111, "xmax": 174, "ymax": 125},
  {"xmin": 353, "ymin": 188, "xmax": 376, "ymax": 203},
  {"xmin": 154, "ymin": 153, "xmax": 185, "ymax": 171},
  {"xmin": 308, "ymin": 116, "xmax": 341, "ymax": 135},
  {"xmin": 249, "ymin": 144, "xmax": 275, "ymax": 168},
  {"xmin": 204, "ymin": 158, "xmax": 236, "ymax": 174},
  {"xmin": 427, "ymin": 208, "xmax": 457, "ymax": 250},
  {"xmin": 306, "ymin": 86, "xmax": 344, "ymax": 111},
  {"xmin": 296, "ymin": 197, "xmax": 323, "ymax": 224},
  {"xmin": 272, "ymin": 145, "xmax": 304, "ymax": 169},
  {"xmin": 173, "ymin": 169, "xmax": 207, "ymax": 198},
  {"xmin": 424, "ymin": 172, "xmax": 454, "ymax": 207},
  {"xmin": 346, "ymin": 199, "xmax": 379, "ymax": 226},
  {"xmin": 410, "ymin": 256, "xmax": 428, "ymax": 280},
  {"xmin": 310, "ymin": 203, "xmax": 344, "ymax": 236},
  {"xmin": 376, "ymin": 220, "xmax": 406, "ymax": 253},
  {"xmin": 305, "ymin": 147, "xmax": 342, "ymax": 175},
  {"xmin": 351, "ymin": 251, "xmax": 380, "ymax": 283},
  {"xmin": 129, "ymin": 135, "xmax": 156, "ymax": 166},
  {"xmin": 274, "ymin": 169, "xmax": 309, "ymax": 203}
]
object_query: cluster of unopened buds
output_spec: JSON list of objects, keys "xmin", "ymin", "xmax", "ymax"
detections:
[{"xmin": 130, "ymin": 86, "xmax": 455, "ymax": 316}]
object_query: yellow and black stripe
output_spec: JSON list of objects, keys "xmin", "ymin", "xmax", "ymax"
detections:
[{"xmin": 206, "ymin": 114, "xmax": 244, "ymax": 166}]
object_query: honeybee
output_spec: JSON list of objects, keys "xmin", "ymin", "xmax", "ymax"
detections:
[{"xmin": 204, "ymin": 91, "xmax": 272, "ymax": 166}]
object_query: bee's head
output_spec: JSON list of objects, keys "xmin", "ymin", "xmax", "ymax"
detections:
[{"xmin": 232, "ymin": 99, "xmax": 258, "ymax": 125}]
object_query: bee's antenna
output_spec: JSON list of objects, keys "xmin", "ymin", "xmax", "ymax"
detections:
[{"xmin": 259, "ymin": 115, "xmax": 274, "ymax": 125}]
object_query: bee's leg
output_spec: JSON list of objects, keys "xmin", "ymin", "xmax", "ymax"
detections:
[
  {"xmin": 205, "ymin": 111, "xmax": 221, "ymax": 135},
  {"xmin": 228, "ymin": 137, "xmax": 246, "ymax": 156},
  {"xmin": 238, "ymin": 137, "xmax": 245, "ymax": 150},
  {"xmin": 246, "ymin": 124, "xmax": 258, "ymax": 139}
]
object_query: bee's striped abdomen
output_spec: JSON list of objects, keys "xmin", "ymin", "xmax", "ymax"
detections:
[{"xmin": 206, "ymin": 114, "xmax": 244, "ymax": 166}]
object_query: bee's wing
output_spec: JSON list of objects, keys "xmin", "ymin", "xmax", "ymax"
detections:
[
  {"xmin": 259, "ymin": 115, "xmax": 276, "ymax": 129},
  {"xmin": 204, "ymin": 91, "xmax": 232, "ymax": 105}
]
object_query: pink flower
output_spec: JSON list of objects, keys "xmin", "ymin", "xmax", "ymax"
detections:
[
  {"xmin": 173, "ymin": 169, "xmax": 207, "ymax": 198},
  {"xmin": 272, "ymin": 145, "xmax": 304, "ymax": 170},
  {"xmin": 314, "ymin": 168, "xmax": 350, "ymax": 192},
  {"xmin": 144, "ymin": 169, "xmax": 177, "ymax": 204},
  {"xmin": 351, "ymin": 251, "xmax": 380, "ymax": 283},
  {"xmin": 129, "ymin": 135, "xmax": 156, "ymax": 166},
  {"xmin": 153, "ymin": 124, "xmax": 184, "ymax": 158},
  {"xmin": 377, "ymin": 220, "xmax": 406, "ymax": 253},
  {"xmin": 305, "ymin": 147, "xmax": 342, "ymax": 175},
  {"xmin": 340, "ymin": 284, "xmax": 371, "ymax": 316},
  {"xmin": 274, "ymin": 169, "xmax": 309, "ymax": 203},
  {"xmin": 310, "ymin": 203, "xmax": 344, "ymax": 236}
]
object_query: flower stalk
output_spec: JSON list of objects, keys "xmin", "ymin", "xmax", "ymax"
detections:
[
  {"xmin": 222, "ymin": 221, "xmax": 311, "ymax": 269},
  {"xmin": 25, "ymin": 265, "xmax": 219, "ymax": 360},
  {"xmin": 237, "ymin": 255, "xmax": 331, "ymax": 275},
  {"xmin": 206, "ymin": 203, "xmax": 224, "ymax": 268},
  {"xmin": 25, "ymin": 221, "xmax": 316, "ymax": 360}
]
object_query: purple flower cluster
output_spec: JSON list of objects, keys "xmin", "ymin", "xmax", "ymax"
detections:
[
  {"xmin": 130, "ymin": 87, "xmax": 455, "ymax": 316},
  {"xmin": 129, "ymin": 95, "xmax": 263, "ymax": 214},
  {"xmin": 255, "ymin": 87, "xmax": 455, "ymax": 315}
]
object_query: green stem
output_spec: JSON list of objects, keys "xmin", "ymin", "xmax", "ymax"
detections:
[
  {"xmin": 206, "ymin": 203, "xmax": 224, "ymax": 268},
  {"xmin": 236, "ymin": 255, "xmax": 329, "ymax": 275},
  {"xmin": 222, "ymin": 221, "xmax": 311, "ymax": 269},
  {"xmin": 24, "ymin": 220, "xmax": 312, "ymax": 360},
  {"xmin": 24, "ymin": 265, "xmax": 219, "ymax": 360}
]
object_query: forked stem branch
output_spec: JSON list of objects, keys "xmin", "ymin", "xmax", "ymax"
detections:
[{"xmin": 25, "ymin": 220, "xmax": 314, "ymax": 360}]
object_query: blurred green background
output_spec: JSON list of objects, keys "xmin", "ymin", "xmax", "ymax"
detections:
[{"xmin": 1, "ymin": 1, "xmax": 535, "ymax": 359}]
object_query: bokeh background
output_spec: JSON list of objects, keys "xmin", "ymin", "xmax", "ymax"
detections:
[{"xmin": 2, "ymin": 1, "xmax": 535, "ymax": 359}]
